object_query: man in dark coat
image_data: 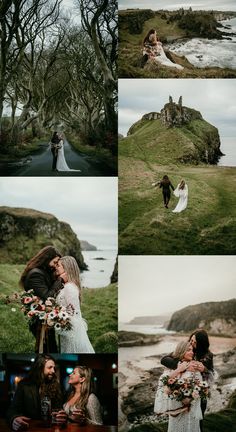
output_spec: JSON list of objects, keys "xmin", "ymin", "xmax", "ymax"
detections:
[
  {"xmin": 20, "ymin": 245, "xmax": 64, "ymax": 352},
  {"xmin": 50, "ymin": 132, "xmax": 61, "ymax": 171},
  {"xmin": 7, "ymin": 354, "xmax": 67, "ymax": 431}
]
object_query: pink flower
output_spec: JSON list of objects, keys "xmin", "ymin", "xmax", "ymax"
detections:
[
  {"xmin": 168, "ymin": 378, "xmax": 176, "ymax": 385},
  {"xmin": 27, "ymin": 311, "xmax": 36, "ymax": 317},
  {"xmin": 24, "ymin": 297, "xmax": 33, "ymax": 304}
]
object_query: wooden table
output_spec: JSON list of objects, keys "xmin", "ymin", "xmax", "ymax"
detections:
[{"xmin": 0, "ymin": 419, "xmax": 117, "ymax": 432}]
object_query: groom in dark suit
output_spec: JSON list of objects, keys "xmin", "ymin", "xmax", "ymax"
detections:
[
  {"xmin": 20, "ymin": 245, "xmax": 64, "ymax": 352},
  {"xmin": 7, "ymin": 354, "xmax": 67, "ymax": 431},
  {"xmin": 50, "ymin": 132, "xmax": 61, "ymax": 171}
]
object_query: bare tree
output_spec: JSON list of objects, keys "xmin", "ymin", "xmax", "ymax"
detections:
[
  {"xmin": 79, "ymin": 0, "xmax": 117, "ymax": 133},
  {"xmin": 0, "ymin": 0, "xmax": 62, "ymax": 140}
]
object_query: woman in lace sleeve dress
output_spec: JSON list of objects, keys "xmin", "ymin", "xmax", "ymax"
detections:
[
  {"xmin": 154, "ymin": 341, "xmax": 203, "ymax": 432},
  {"xmin": 55, "ymin": 256, "xmax": 94, "ymax": 353},
  {"xmin": 63, "ymin": 366, "xmax": 103, "ymax": 425}
]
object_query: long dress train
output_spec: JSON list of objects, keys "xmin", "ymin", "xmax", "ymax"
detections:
[
  {"xmin": 154, "ymin": 44, "xmax": 184, "ymax": 70},
  {"xmin": 56, "ymin": 282, "xmax": 94, "ymax": 353},
  {"xmin": 56, "ymin": 140, "xmax": 81, "ymax": 172},
  {"xmin": 173, "ymin": 184, "xmax": 188, "ymax": 213}
]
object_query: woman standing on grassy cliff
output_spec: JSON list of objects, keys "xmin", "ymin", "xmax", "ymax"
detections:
[{"xmin": 55, "ymin": 256, "xmax": 95, "ymax": 353}]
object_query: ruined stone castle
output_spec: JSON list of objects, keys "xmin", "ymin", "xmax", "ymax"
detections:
[{"xmin": 142, "ymin": 96, "xmax": 202, "ymax": 127}]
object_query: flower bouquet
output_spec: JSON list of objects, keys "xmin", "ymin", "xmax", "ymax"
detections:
[
  {"xmin": 160, "ymin": 374, "xmax": 210, "ymax": 416},
  {"xmin": 2, "ymin": 290, "xmax": 74, "ymax": 352}
]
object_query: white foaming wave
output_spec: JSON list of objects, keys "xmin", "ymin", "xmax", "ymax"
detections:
[{"xmin": 167, "ymin": 17, "xmax": 236, "ymax": 69}]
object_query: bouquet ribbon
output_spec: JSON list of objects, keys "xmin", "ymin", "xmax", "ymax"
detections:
[{"xmin": 39, "ymin": 323, "xmax": 47, "ymax": 353}]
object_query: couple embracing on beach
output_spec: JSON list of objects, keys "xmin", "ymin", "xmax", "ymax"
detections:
[{"xmin": 154, "ymin": 329, "xmax": 214, "ymax": 432}]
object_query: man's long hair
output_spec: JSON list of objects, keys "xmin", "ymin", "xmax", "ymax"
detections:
[
  {"xmin": 24, "ymin": 354, "xmax": 62, "ymax": 406},
  {"xmin": 161, "ymin": 175, "xmax": 171, "ymax": 186},
  {"xmin": 51, "ymin": 132, "xmax": 60, "ymax": 144},
  {"xmin": 67, "ymin": 366, "xmax": 93, "ymax": 411},
  {"xmin": 143, "ymin": 28, "xmax": 157, "ymax": 45},
  {"xmin": 20, "ymin": 246, "xmax": 61, "ymax": 287}
]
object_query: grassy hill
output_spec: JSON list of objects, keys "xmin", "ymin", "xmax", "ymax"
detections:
[
  {"xmin": 122, "ymin": 116, "xmax": 221, "ymax": 165},
  {"xmin": 0, "ymin": 264, "xmax": 117, "ymax": 353},
  {"xmin": 119, "ymin": 123, "xmax": 236, "ymax": 254},
  {"xmin": 119, "ymin": 10, "xmax": 236, "ymax": 78}
]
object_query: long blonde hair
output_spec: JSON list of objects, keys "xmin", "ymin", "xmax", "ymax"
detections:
[
  {"xmin": 60, "ymin": 256, "xmax": 82, "ymax": 302},
  {"xmin": 69, "ymin": 366, "xmax": 92, "ymax": 410},
  {"xmin": 179, "ymin": 179, "xmax": 185, "ymax": 190},
  {"xmin": 173, "ymin": 341, "xmax": 191, "ymax": 360}
]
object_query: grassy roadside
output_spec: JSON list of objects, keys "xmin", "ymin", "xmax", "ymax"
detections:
[
  {"xmin": 0, "ymin": 136, "xmax": 49, "ymax": 162},
  {"xmin": 67, "ymin": 133, "xmax": 117, "ymax": 173},
  {"xmin": 119, "ymin": 157, "xmax": 236, "ymax": 255},
  {"xmin": 0, "ymin": 264, "xmax": 117, "ymax": 353}
]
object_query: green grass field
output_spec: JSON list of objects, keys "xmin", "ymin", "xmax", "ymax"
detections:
[
  {"xmin": 119, "ymin": 154, "xmax": 236, "ymax": 254},
  {"xmin": 0, "ymin": 264, "xmax": 117, "ymax": 353}
]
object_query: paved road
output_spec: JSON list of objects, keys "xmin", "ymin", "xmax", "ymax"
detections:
[{"xmin": 1, "ymin": 139, "xmax": 113, "ymax": 176}]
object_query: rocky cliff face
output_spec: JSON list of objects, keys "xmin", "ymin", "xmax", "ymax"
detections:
[
  {"xmin": 167, "ymin": 299, "xmax": 236, "ymax": 335},
  {"xmin": 119, "ymin": 9, "xmax": 155, "ymax": 34},
  {"xmin": 0, "ymin": 206, "xmax": 86, "ymax": 269},
  {"xmin": 80, "ymin": 240, "xmax": 97, "ymax": 251}
]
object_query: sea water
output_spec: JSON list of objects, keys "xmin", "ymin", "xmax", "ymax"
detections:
[
  {"xmin": 167, "ymin": 18, "xmax": 236, "ymax": 69},
  {"xmin": 218, "ymin": 137, "xmax": 236, "ymax": 167},
  {"xmin": 81, "ymin": 250, "xmax": 117, "ymax": 288}
]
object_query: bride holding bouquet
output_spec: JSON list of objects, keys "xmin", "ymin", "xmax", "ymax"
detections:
[{"xmin": 154, "ymin": 341, "xmax": 210, "ymax": 432}]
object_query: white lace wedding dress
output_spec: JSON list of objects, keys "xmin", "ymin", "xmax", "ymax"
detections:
[
  {"xmin": 64, "ymin": 393, "xmax": 103, "ymax": 425},
  {"xmin": 173, "ymin": 184, "xmax": 188, "ymax": 213},
  {"xmin": 56, "ymin": 140, "xmax": 81, "ymax": 172},
  {"xmin": 154, "ymin": 370, "xmax": 202, "ymax": 432},
  {"xmin": 154, "ymin": 44, "xmax": 184, "ymax": 70},
  {"xmin": 56, "ymin": 282, "xmax": 94, "ymax": 353}
]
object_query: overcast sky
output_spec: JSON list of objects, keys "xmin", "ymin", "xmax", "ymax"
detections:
[
  {"xmin": 119, "ymin": 256, "xmax": 236, "ymax": 322},
  {"xmin": 0, "ymin": 178, "xmax": 117, "ymax": 250},
  {"xmin": 119, "ymin": 79, "xmax": 236, "ymax": 138},
  {"xmin": 119, "ymin": 0, "xmax": 236, "ymax": 11}
]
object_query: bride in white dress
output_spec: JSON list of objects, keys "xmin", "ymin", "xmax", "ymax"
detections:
[
  {"xmin": 154, "ymin": 341, "xmax": 203, "ymax": 432},
  {"xmin": 143, "ymin": 29, "xmax": 184, "ymax": 70},
  {"xmin": 55, "ymin": 256, "xmax": 94, "ymax": 353},
  {"xmin": 56, "ymin": 134, "xmax": 81, "ymax": 172},
  {"xmin": 173, "ymin": 179, "xmax": 188, "ymax": 213}
]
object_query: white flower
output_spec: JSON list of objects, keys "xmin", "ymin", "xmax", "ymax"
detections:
[
  {"xmin": 54, "ymin": 323, "xmax": 61, "ymax": 331},
  {"xmin": 200, "ymin": 381, "xmax": 208, "ymax": 388},
  {"xmin": 58, "ymin": 311, "xmax": 69, "ymax": 320},
  {"xmin": 48, "ymin": 311, "xmax": 57, "ymax": 320},
  {"xmin": 30, "ymin": 302, "xmax": 39, "ymax": 311},
  {"xmin": 45, "ymin": 299, "xmax": 53, "ymax": 306},
  {"xmin": 39, "ymin": 312, "xmax": 46, "ymax": 320},
  {"xmin": 11, "ymin": 308, "xmax": 16, "ymax": 312},
  {"xmin": 177, "ymin": 379, "xmax": 184, "ymax": 385},
  {"xmin": 183, "ymin": 390, "xmax": 191, "ymax": 397}
]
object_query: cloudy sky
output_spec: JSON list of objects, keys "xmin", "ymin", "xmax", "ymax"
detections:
[
  {"xmin": 119, "ymin": 256, "xmax": 236, "ymax": 322},
  {"xmin": 119, "ymin": 0, "xmax": 236, "ymax": 11},
  {"xmin": 0, "ymin": 178, "xmax": 117, "ymax": 250},
  {"xmin": 119, "ymin": 79, "xmax": 236, "ymax": 138}
]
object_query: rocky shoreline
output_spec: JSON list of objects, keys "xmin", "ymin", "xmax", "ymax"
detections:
[{"xmin": 119, "ymin": 334, "xmax": 236, "ymax": 431}]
